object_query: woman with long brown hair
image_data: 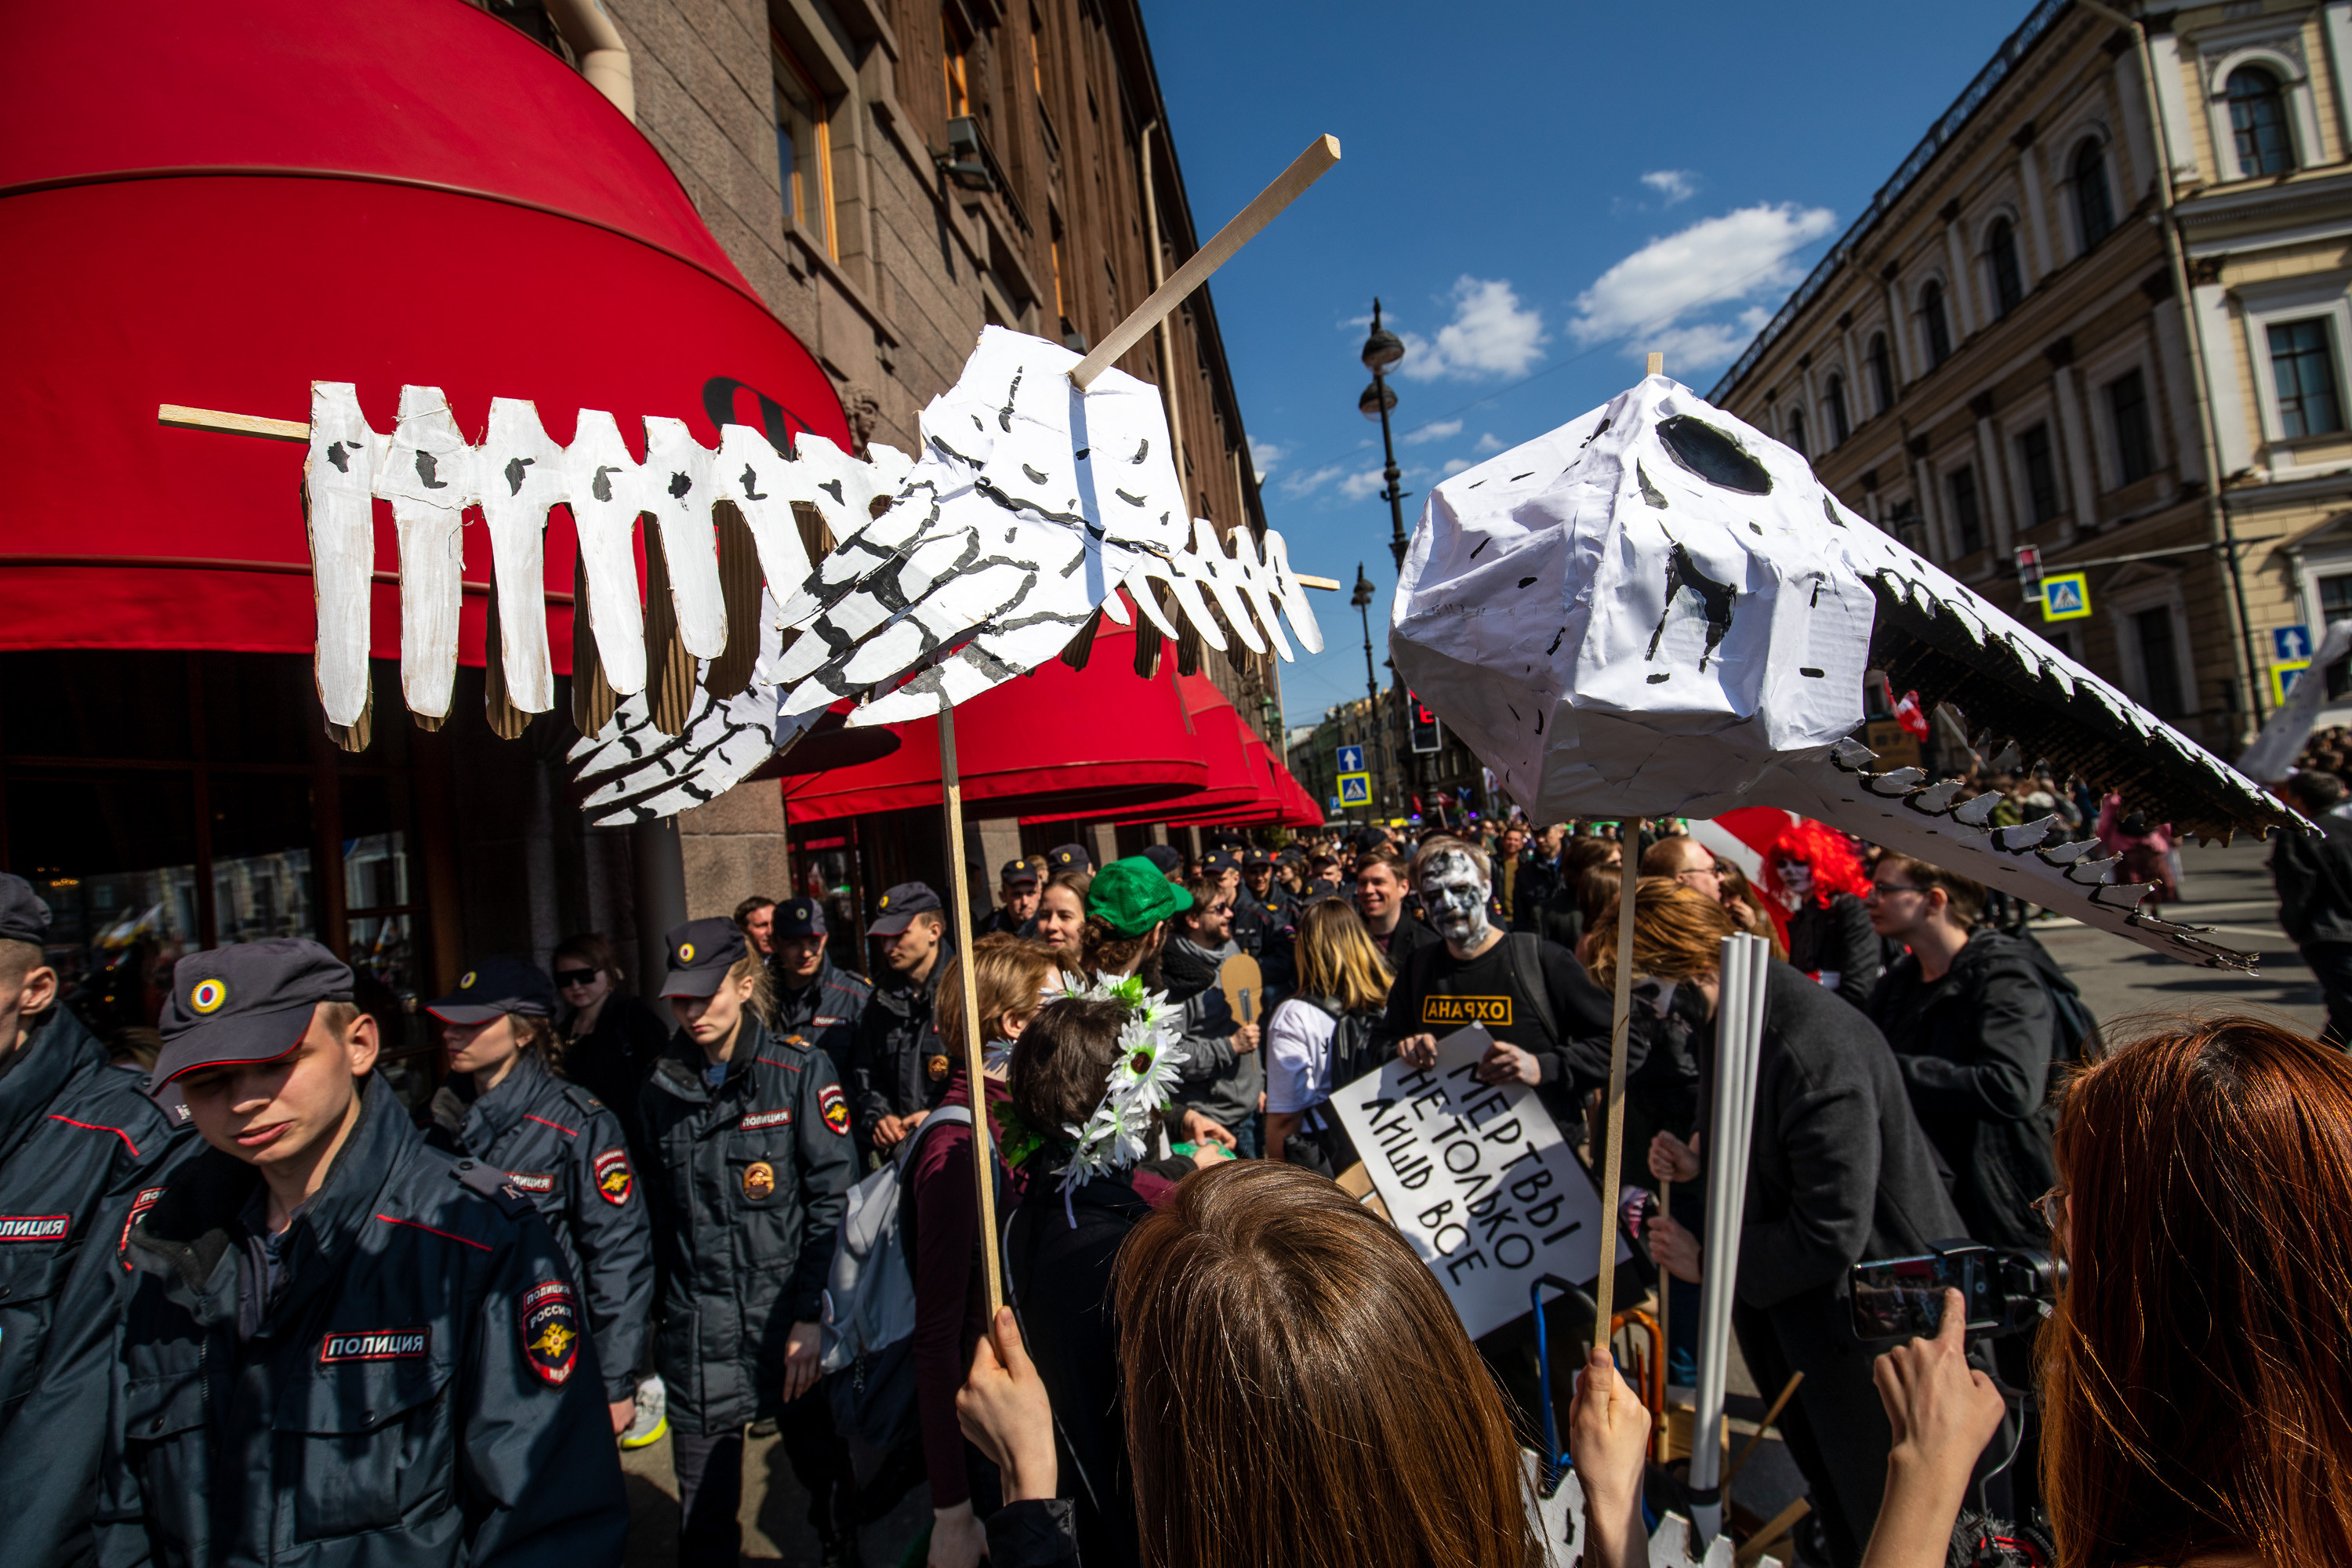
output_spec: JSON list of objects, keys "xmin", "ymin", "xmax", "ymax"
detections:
[
  {"xmin": 1859, "ymin": 1014, "xmax": 2352, "ymax": 1568},
  {"xmin": 1032, "ymin": 870, "xmax": 1091, "ymax": 960}
]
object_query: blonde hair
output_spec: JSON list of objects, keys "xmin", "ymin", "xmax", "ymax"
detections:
[
  {"xmin": 727, "ymin": 953, "xmax": 776, "ymax": 1028},
  {"xmin": 937, "ymin": 935, "xmax": 1061, "ymax": 1057},
  {"xmin": 1295, "ymin": 901, "xmax": 1393, "ymax": 1012},
  {"xmin": 1583, "ymin": 878, "xmax": 1738, "ymax": 981}
]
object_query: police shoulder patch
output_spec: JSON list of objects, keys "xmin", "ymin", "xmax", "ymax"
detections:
[
  {"xmin": 593, "ymin": 1146, "xmax": 633, "ymax": 1205},
  {"xmin": 518, "ymin": 1279, "xmax": 580, "ymax": 1385},
  {"xmin": 818, "ymin": 1082, "xmax": 851, "ymax": 1138}
]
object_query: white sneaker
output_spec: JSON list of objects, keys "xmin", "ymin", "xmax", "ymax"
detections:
[{"xmin": 619, "ymin": 1374, "xmax": 667, "ymax": 1450}]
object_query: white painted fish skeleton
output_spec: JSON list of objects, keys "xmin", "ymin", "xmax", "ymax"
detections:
[
  {"xmin": 299, "ymin": 327, "xmax": 1323, "ymax": 823},
  {"xmin": 1390, "ymin": 373, "xmax": 2303, "ymax": 971}
]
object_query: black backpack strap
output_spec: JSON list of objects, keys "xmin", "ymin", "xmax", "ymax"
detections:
[{"xmin": 1502, "ymin": 932, "xmax": 1560, "ymax": 1048}]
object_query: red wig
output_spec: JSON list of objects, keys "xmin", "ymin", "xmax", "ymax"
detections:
[{"xmin": 1762, "ymin": 819, "xmax": 1871, "ymax": 908}]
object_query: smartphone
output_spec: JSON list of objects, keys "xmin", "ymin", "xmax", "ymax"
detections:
[{"xmin": 1849, "ymin": 1245, "xmax": 1997, "ymax": 1340}]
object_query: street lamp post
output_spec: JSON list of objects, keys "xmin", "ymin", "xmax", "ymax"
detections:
[
  {"xmin": 1352, "ymin": 563, "xmax": 1385, "ymax": 823},
  {"xmin": 1359, "ymin": 299, "xmax": 1410, "ymax": 571}
]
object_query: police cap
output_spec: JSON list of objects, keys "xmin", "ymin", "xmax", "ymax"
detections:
[
  {"xmin": 868, "ymin": 883, "xmax": 944, "ymax": 937},
  {"xmin": 426, "ymin": 956, "xmax": 556, "ymax": 1025},
  {"xmin": 1047, "ymin": 843, "xmax": 1092, "ymax": 874},
  {"xmin": 999, "ymin": 859, "xmax": 1039, "ymax": 889},
  {"xmin": 773, "ymin": 897, "xmax": 827, "ymax": 938},
  {"xmin": 0, "ymin": 873, "xmax": 52, "ymax": 946},
  {"xmin": 154, "ymin": 938, "xmax": 354, "ymax": 1089},
  {"xmin": 659, "ymin": 917, "xmax": 748, "ymax": 1000}
]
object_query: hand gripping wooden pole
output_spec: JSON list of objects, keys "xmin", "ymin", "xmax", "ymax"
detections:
[
  {"xmin": 1069, "ymin": 134, "xmax": 1341, "ymax": 390},
  {"xmin": 1591, "ymin": 816, "xmax": 1642, "ymax": 1356},
  {"xmin": 938, "ymin": 699, "xmax": 1004, "ymax": 1318}
]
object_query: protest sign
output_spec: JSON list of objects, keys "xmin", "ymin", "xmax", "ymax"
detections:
[{"xmin": 1330, "ymin": 1025, "xmax": 1629, "ymax": 1340}]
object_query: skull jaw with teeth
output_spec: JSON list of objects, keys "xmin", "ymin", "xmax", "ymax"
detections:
[{"xmin": 1392, "ymin": 373, "xmax": 2304, "ymax": 972}]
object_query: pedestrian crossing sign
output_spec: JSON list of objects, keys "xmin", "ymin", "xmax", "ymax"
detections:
[
  {"xmin": 2041, "ymin": 571, "xmax": 2091, "ymax": 622},
  {"xmin": 1338, "ymin": 771, "xmax": 1372, "ymax": 807},
  {"xmin": 2273, "ymin": 660, "xmax": 2311, "ymax": 706}
]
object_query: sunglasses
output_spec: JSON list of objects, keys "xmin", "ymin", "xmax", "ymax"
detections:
[{"xmin": 554, "ymin": 969, "xmax": 600, "ymax": 988}]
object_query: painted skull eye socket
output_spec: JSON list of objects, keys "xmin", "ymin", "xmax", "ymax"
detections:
[{"xmin": 1658, "ymin": 416, "xmax": 1773, "ymax": 495}]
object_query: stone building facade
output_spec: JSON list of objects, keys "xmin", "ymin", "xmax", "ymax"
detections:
[
  {"xmin": 489, "ymin": 0, "xmax": 1287, "ymax": 919},
  {"xmin": 1713, "ymin": 0, "xmax": 2352, "ymax": 759}
]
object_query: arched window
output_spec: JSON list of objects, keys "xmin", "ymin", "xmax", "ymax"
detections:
[
  {"xmin": 1826, "ymin": 372, "xmax": 1851, "ymax": 445},
  {"xmin": 2073, "ymin": 140, "xmax": 2114, "ymax": 250},
  {"xmin": 1987, "ymin": 217, "xmax": 2024, "ymax": 315},
  {"xmin": 1922, "ymin": 280, "xmax": 1953, "ymax": 368},
  {"xmin": 2227, "ymin": 66, "xmax": 2296, "ymax": 176},
  {"xmin": 1868, "ymin": 332, "xmax": 1894, "ymax": 413},
  {"xmin": 1787, "ymin": 405, "xmax": 1809, "ymax": 457}
]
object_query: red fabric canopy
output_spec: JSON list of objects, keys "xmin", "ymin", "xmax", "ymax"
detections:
[
  {"xmin": 1022, "ymin": 671, "xmax": 1311, "ymax": 829},
  {"xmin": 779, "ymin": 624, "xmax": 1210, "ymax": 823},
  {"xmin": 0, "ymin": 0, "xmax": 847, "ymax": 660}
]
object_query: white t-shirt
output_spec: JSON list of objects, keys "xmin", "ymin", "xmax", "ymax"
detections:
[{"xmin": 1265, "ymin": 997, "xmax": 1338, "ymax": 1115}]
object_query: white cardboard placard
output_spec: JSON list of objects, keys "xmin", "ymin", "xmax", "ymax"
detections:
[{"xmin": 1330, "ymin": 1025, "xmax": 1630, "ymax": 1341}]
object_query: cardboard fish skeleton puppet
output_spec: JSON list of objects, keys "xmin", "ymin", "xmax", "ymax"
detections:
[
  {"xmin": 294, "ymin": 326, "xmax": 1323, "ymax": 824},
  {"xmin": 1390, "ymin": 372, "xmax": 2305, "ymax": 972}
]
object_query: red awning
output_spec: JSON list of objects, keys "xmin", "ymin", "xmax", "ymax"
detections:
[
  {"xmin": 1022, "ymin": 671, "xmax": 1312, "ymax": 829},
  {"xmin": 779, "ymin": 622, "xmax": 1210, "ymax": 823},
  {"xmin": 0, "ymin": 0, "xmax": 847, "ymax": 661}
]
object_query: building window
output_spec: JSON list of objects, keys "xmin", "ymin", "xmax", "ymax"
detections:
[
  {"xmin": 2269, "ymin": 318, "xmax": 2344, "ymax": 437},
  {"xmin": 1987, "ymin": 218, "xmax": 2024, "ymax": 316},
  {"xmin": 942, "ymin": 9, "xmax": 971, "ymax": 118},
  {"xmin": 2321, "ymin": 572, "xmax": 2352, "ymax": 695},
  {"xmin": 2017, "ymin": 423, "xmax": 2060, "ymax": 525},
  {"xmin": 1826, "ymin": 372, "xmax": 1851, "ymax": 445},
  {"xmin": 1868, "ymin": 332, "xmax": 1894, "ymax": 412},
  {"xmin": 2108, "ymin": 368, "xmax": 2156, "ymax": 484},
  {"xmin": 1049, "ymin": 209, "xmax": 1069, "ymax": 336},
  {"xmin": 774, "ymin": 45, "xmax": 833, "ymax": 257},
  {"xmin": 2134, "ymin": 605, "xmax": 2185, "ymax": 717},
  {"xmin": 1787, "ymin": 405, "xmax": 1808, "ymax": 457},
  {"xmin": 1922, "ymin": 281, "xmax": 1953, "ymax": 368},
  {"xmin": 1947, "ymin": 464, "xmax": 1984, "ymax": 556},
  {"xmin": 2073, "ymin": 140, "xmax": 2114, "ymax": 251},
  {"xmin": 2227, "ymin": 66, "xmax": 2296, "ymax": 176}
]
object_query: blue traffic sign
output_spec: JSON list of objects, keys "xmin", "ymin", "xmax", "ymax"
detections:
[
  {"xmin": 1337, "ymin": 743, "xmax": 1365, "ymax": 773},
  {"xmin": 2275, "ymin": 624, "xmax": 2313, "ymax": 662}
]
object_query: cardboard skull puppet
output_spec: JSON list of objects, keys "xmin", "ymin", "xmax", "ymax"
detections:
[{"xmin": 1390, "ymin": 373, "xmax": 2301, "ymax": 970}]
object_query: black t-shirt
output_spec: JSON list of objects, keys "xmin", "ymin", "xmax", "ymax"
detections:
[{"xmin": 1374, "ymin": 933, "xmax": 1617, "ymax": 1109}]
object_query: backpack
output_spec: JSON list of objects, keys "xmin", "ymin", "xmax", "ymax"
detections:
[
  {"xmin": 818, "ymin": 1105, "xmax": 988, "ymax": 1450},
  {"xmin": 1279, "ymin": 995, "xmax": 1388, "ymax": 1179},
  {"xmin": 2013, "ymin": 928, "xmax": 2098, "ymax": 1065}
]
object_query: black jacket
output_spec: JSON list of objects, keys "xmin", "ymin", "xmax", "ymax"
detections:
[
  {"xmin": 557, "ymin": 993, "xmax": 670, "ymax": 1159},
  {"xmin": 99, "ymin": 1076, "xmax": 627, "ymax": 1568},
  {"xmin": 1373, "ymin": 931, "xmax": 1617, "ymax": 1128},
  {"xmin": 1713, "ymin": 965, "xmax": 1969, "ymax": 1559},
  {"xmin": 1004, "ymin": 1167, "xmax": 1149, "ymax": 1568},
  {"xmin": 429, "ymin": 1053, "xmax": 654, "ymax": 1401},
  {"xmin": 2271, "ymin": 807, "xmax": 2352, "ymax": 946},
  {"xmin": 1865, "ymin": 930, "xmax": 2058, "ymax": 1250},
  {"xmin": 1784, "ymin": 892, "xmax": 1883, "ymax": 1009},
  {"xmin": 638, "ymin": 1017, "xmax": 855, "ymax": 1434},
  {"xmin": 771, "ymin": 956, "xmax": 871, "ymax": 1091},
  {"xmin": 0, "ymin": 1007, "xmax": 197, "ymax": 1568},
  {"xmin": 851, "ymin": 959, "xmax": 946, "ymax": 1147}
]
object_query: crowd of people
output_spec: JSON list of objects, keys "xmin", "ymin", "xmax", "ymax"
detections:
[{"xmin": 2, "ymin": 784, "xmax": 2349, "ymax": 1568}]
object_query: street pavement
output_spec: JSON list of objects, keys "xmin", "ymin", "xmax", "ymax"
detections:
[{"xmin": 618, "ymin": 837, "xmax": 2321, "ymax": 1565}]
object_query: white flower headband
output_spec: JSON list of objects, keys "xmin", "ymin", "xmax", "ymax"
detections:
[{"xmin": 1047, "ymin": 969, "xmax": 1187, "ymax": 1215}]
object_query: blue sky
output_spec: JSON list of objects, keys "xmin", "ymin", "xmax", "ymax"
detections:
[{"xmin": 1138, "ymin": 0, "xmax": 2029, "ymax": 730}]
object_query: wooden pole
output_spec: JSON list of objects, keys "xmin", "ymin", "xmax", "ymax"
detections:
[
  {"xmin": 1591, "ymin": 817, "xmax": 1642, "ymax": 1354},
  {"xmin": 938, "ymin": 699, "xmax": 1004, "ymax": 1318},
  {"xmin": 159, "ymin": 403, "xmax": 310, "ymax": 441},
  {"xmin": 1722, "ymin": 1370, "xmax": 1805, "ymax": 1489},
  {"xmin": 1655, "ymin": 1174, "xmax": 1672, "ymax": 1453},
  {"xmin": 1069, "ymin": 133, "xmax": 1341, "ymax": 390}
]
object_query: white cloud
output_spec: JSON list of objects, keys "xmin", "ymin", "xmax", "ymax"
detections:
[
  {"xmin": 1403, "ymin": 418, "xmax": 1464, "ymax": 445},
  {"xmin": 1640, "ymin": 169, "xmax": 1698, "ymax": 205},
  {"xmin": 1442, "ymin": 457, "xmax": 1475, "ymax": 476},
  {"xmin": 1398, "ymin": 278, "xmax": 1548, "ymax": 382},
  {"xmin": 1248, "ymin": 436, "xmax": 1285, "ymax": 477},
  {"xmin": 1337, "ymin": 469, "xmax": 1392, "ymax": 502},
  {"xmin": 1475, "ymin": 432, "xmax": 1504, "ymax": 453},
  {"xmin": 1277, "ymin": 461, "xmax": 1349, "ymax": 499},
  {"xmin": 1569, "ymin": 203, "xmax": 1837, "ymax": 370}
]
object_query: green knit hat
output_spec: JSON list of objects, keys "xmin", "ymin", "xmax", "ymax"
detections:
[{"xmin": 1087, "ymin": 856, "xmax": 1192, "ymax": 936}]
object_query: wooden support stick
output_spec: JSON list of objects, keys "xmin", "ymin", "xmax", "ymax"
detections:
[
  {"xmin": 1591, "ymin": 817, "xmax": 1642, "ymax": 1353},
  {"xmin": 1722, "ymin": 1371, "xmax": 1805, "ymax": 1489},
  {"xmin": 1646, "ymin": 352, "xmax": 1664, "ymax": 377},
  {"xmin": 1069, "ymin": 134, "xmax": 1341, "ymax": 390},
  {"xmin": 938, "ymin": 699, "xmax": 1005, "ymax": 1319},
  {"xmin": 158, "ymin": 404, "xmax": 310, "ymax": 442},
  {"xmin": 1734, "ymin": 1498, "xmax": 1811, "ymax": 1568},
  {"xmin": 1655, "ymin": 1175, "xmax": 1673, "ymax": 1451},
  {"xmin": 1292, "ymin": 573, "xmax": 1342, "ymax": 591}
]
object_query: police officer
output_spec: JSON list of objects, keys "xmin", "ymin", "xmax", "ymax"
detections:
[
  {"xmin": 769, "ymin": 896, "xmax": 870, "ymax": 1086},
  {"xmin": 978, "ymin": 859, "xmax": 1040, "ymax": 938},
  {"xmin": 101, "ymin": 938, "xmax": 627, "ymax": 1565},
  {"xmin": 851, "ymin": 882, "xmax": 949, "ymax": 1161},
  {"xmin": 424, "ymin": 957, "xmax": 655, "ymax": 1441},
  {"xmin": 640, "ymin": 917, "xmax": 858, "ymax": 1568},
  {"xmin": 0, "ymin": 874, "xmax": 197, "ymax": 1568}
]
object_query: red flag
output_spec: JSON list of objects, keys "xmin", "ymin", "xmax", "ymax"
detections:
[{"xmin": 1893, "ymin": 687, "xmax": 1929, "ymax": 739}]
